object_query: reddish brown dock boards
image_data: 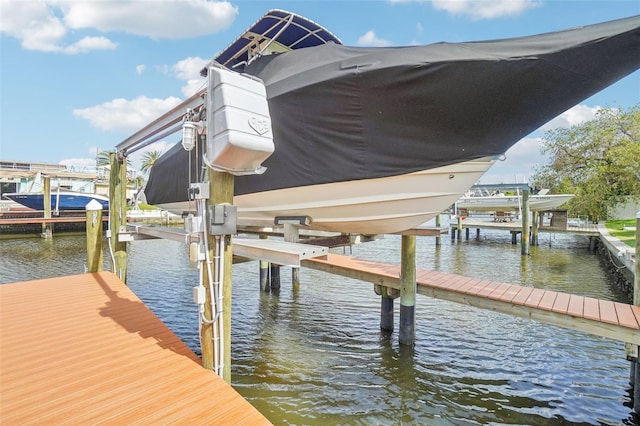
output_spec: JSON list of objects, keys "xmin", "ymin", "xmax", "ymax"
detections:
[
  {"xmin": 0, "ymin": 272, "xmax": 271, "ymax": 425},
  {"xmin": 303, "ymin": 254, "xmax": 640, "ymax": 345}
]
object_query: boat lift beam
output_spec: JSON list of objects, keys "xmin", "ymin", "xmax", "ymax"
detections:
[
  {"xmin": 115, "ymin": 88, "xmax": 206, "ymax": 157},
  {"xmin": 124, "ymin": 223, "xmax": 328, "ymax": 267}
]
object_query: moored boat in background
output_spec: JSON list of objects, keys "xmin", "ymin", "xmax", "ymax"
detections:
[{"xmin": 3, "ymin": 191, "xmax": 109, "ymax": 211}]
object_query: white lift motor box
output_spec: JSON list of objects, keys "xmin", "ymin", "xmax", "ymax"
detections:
[{"xmin": 206, "ymin": 66, "xmax": 274, "ymax": 174}]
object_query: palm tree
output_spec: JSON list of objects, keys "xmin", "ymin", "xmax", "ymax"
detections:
[
  {"xmin": 96, "ymin": 150, "xmax": 111, "ymax": 167},
  {"xmin": 140, "ymin": 150, "xmax": 163, "ymax": 174}
]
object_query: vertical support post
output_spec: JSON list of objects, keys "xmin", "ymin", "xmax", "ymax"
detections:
[
  {"xmin": 399, "ymin": 235, "xmax": 416, "ymax": 346},
  {"xmin": 511, "ymin": 231, "xmax": 518, "ymax": 245},
  {"xmin": 435, "ymin": 214, "xmax": 441, "ymax": 246},
  {"xmin": 42, "ymin": 176, "xmax": 52, "ymax": 239},
  {"xmin": 476, "ymin": 228, "xmax": 480, "ymax": 239},
  {"xmin": 284, "ymin": 223, "xmax": 300, "ymax": 288},
  {"xmin": 633, "ymin": 211, "xmax": 640, "ymax": 413},
  {"xmin": 457, "ymin": 215, "xmax": 463, "ymax": 241},
  {"xmin": 521, "ymin": 189, "xmax": 530, "ymax": 255},
  {"xmin": 259, "ymin": 234, "xmax": 270, "ymax": 292},
  {"xmin": 376, "ymin": 285, "xmax": 399, "ymax": 332},
  {"xmin": 465, "ymin": 227, "xmax": 470, "ymax": 240},
  {"xmin": 207, "ymin": 170, "xmax": 234, "ymax": 383},
  {"xmin": 380, "ymin": 296, "xmax": 394, "ymax": 331},
  {"xmin": 109, "ymin": 152, "xmax": 128, "ymax": 283},
  {"xmin": 531, "ymin": 210, "xmax": 539, "ymax": 246},
  {"xmin": 85, "ymin": 200, "xmax": 103, "ymax": 272},
  {"xmin": 270, "ymin": 264, "xmax": 281, "ymax": 290}
]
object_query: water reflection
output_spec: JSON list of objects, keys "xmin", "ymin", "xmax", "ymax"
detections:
[{"xmin": 0, "ymin": 230, "xmax": 635, "ymax": 424}]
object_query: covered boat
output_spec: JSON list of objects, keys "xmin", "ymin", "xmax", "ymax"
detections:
[{"xmin": 144, "ymin": 10, "xmax": 640, "ymax": 234}]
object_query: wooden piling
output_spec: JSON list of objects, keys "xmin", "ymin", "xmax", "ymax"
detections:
[
  {"xmin": 42, "ymin": 176, "xmax": 52, "ymax": 239},
  {"xmin": 633, "ymin": 211, "xmax": 640, "ymax": 413},
  {"xmin": 376, "ymin": 285, "xmax": 399, "ymax": 332},
  {"xmin": 399, "ymin": 235, "xmax": 417, "ymax": 346},
  {"xmin": 259, "ymin": 235, "xmax": 269, "ymax": 292},
  {"xmin": 465, "ymin": 227, "xmax": 470, "ymax": 240},
  {"xmin": 270, "ymin": 264, "xmax": 281, "ymax": 290},
  {"xmin": 284, "ymin": 223, "xmax": 300, "ymax": 288},
  {"xmin": 85, "ymin": 200, "xmax": 103, "ymax": 273},
  {"xmin": 531, "ymin": 210, "xmax": 539, "ymax": 246},
  {"xmin": 109, "ymin": 152, "xmax": 128, "ymax": 282},
  {"xmin": 521, "ymin": 189, "xmax": 530, "ymax": 255},
  {"xmin": 435, "ymin": 214, "xmax": 441, "ymax": 246},
  {"xmin": 457, "ymin": 215, "xmax": 463, "ymax": 240},
  {"xmin": 207, "ymin": 170, "xmax": 234, "ymax": 383},
  {"xmin": 380, "ymin": 296, "xmax": 394, "ymax": 331}
]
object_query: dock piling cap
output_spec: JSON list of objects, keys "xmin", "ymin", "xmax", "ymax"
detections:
[{"xmin": 86, "ymin": 199, "xmax": 103, "ymax": 211}]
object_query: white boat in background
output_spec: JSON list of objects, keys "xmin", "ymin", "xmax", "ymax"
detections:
[
  {"xmin": 456, "ymin": 190, "xmax": 574, "ymax": 212},
  {"xmin": 142, "ymin": 10, "xmax": 639, "ymax": 234}
]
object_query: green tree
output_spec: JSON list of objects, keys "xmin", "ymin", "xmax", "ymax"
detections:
[
  {"xmin": 140, "ymin": 150, "xmax": 163, "ymax": 174},
  {"xmin": 96, "ymin": 150, "xmax": 111, "ymax": 167},
  {"xmin": 531, "ymin": 105, "xmax": 640, "ymax": 222}
]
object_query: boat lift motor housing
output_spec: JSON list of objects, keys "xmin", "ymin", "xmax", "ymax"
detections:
[{"xmin": 206, "ymin": 66, "xmax": 274, "ymax": 174}]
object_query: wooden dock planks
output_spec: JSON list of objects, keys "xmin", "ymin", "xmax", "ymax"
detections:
[
  {"xmin": 303, "ymin": 254, "xmax": 640, "ymax": 345},
  {"xmin": 0, "ymin": 272, "xmax": 271, "ymax": 425}
]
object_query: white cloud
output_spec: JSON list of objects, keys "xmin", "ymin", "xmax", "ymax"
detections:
[
  {"xmin": 389, "ymin": 0, "xmax": 540, "ymax": 20},
  {"xmin": 0, "ymin": 0, "xmax": 237, "ymax": 53},
  {"xmin": 539, "ymin": 104, "xmax": 602, "ymax": 131},
  {"xmin": 168, "ymin": 56, "xmax": 209, "ymax": 96},
  {"xmin": 72, "ymin": 96, "xmax": 183, "ymax": 132},
  {"xmin": 172, "ymin": 56, "xmax": 209, "ymax": 80},
  {"xmin": 136, "ymin": 64, "xmax": 146, "ymax": 75},
  {"xmin": 63, "ymin": 36, "xmax": 118, "ymax": 54},
  {"xmin": 63, "ymin": 0, "xmax": 237, "ymax": 39},
  {"xmin": 357, "ymin": 30, "xmax": 392, "ymax": 47}
]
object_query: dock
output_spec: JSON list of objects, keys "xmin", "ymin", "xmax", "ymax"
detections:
[
  {"xmin": 459, "ymin": 217, "xmax": 599, "ymax": 236},
  {"xmin": 0, "ymin": 272, "xmax": 271, "ymax": 425},
  {"xmin": 303, "ymin": 253, "xmax": 640, "ymax": 345}
]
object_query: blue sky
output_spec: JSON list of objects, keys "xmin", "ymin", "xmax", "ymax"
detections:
[{"xmin": 1, "ymin": 0, "xmax": 639, "ymax": 184}]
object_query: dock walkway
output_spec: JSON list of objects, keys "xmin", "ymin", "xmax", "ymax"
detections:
[
  {"xmin": 303, "ymin": 254, "xmax": 640, "ymax": 345},
  {"xmin": 0, "ymin": 272, "xmax": 270, "ymax": 425}
]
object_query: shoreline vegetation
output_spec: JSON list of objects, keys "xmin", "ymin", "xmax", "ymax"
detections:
[{"xmin": 605, "ymin": 219, "xmax": 637, "ymax": 248}]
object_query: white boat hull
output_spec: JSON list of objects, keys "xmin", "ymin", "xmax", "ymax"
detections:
[
  {"xmin": 456, "ymin": 194, "xmax": 574, "ymax": 212},
  {"xmin": 157, "ymin": 157, "xmax": 496, "ymax": 234}
]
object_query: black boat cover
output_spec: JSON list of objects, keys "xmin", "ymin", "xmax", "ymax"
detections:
[{"xmin": 146, "ymin": 15, "xmax": 639, "ymax": 205}]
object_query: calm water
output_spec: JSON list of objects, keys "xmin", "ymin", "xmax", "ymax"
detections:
[{"xmin": 0, "ymin": 229, "xmax": 636, "ymax": 425}]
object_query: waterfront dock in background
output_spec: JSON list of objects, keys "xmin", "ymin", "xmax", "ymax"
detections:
[
  {"xmin": 303, "ymin": 253, "xmax": 640, "ymax": 345},
  {"xmin": 0, "ymin": 272, "xmax": 271, "ymax": 425}
]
